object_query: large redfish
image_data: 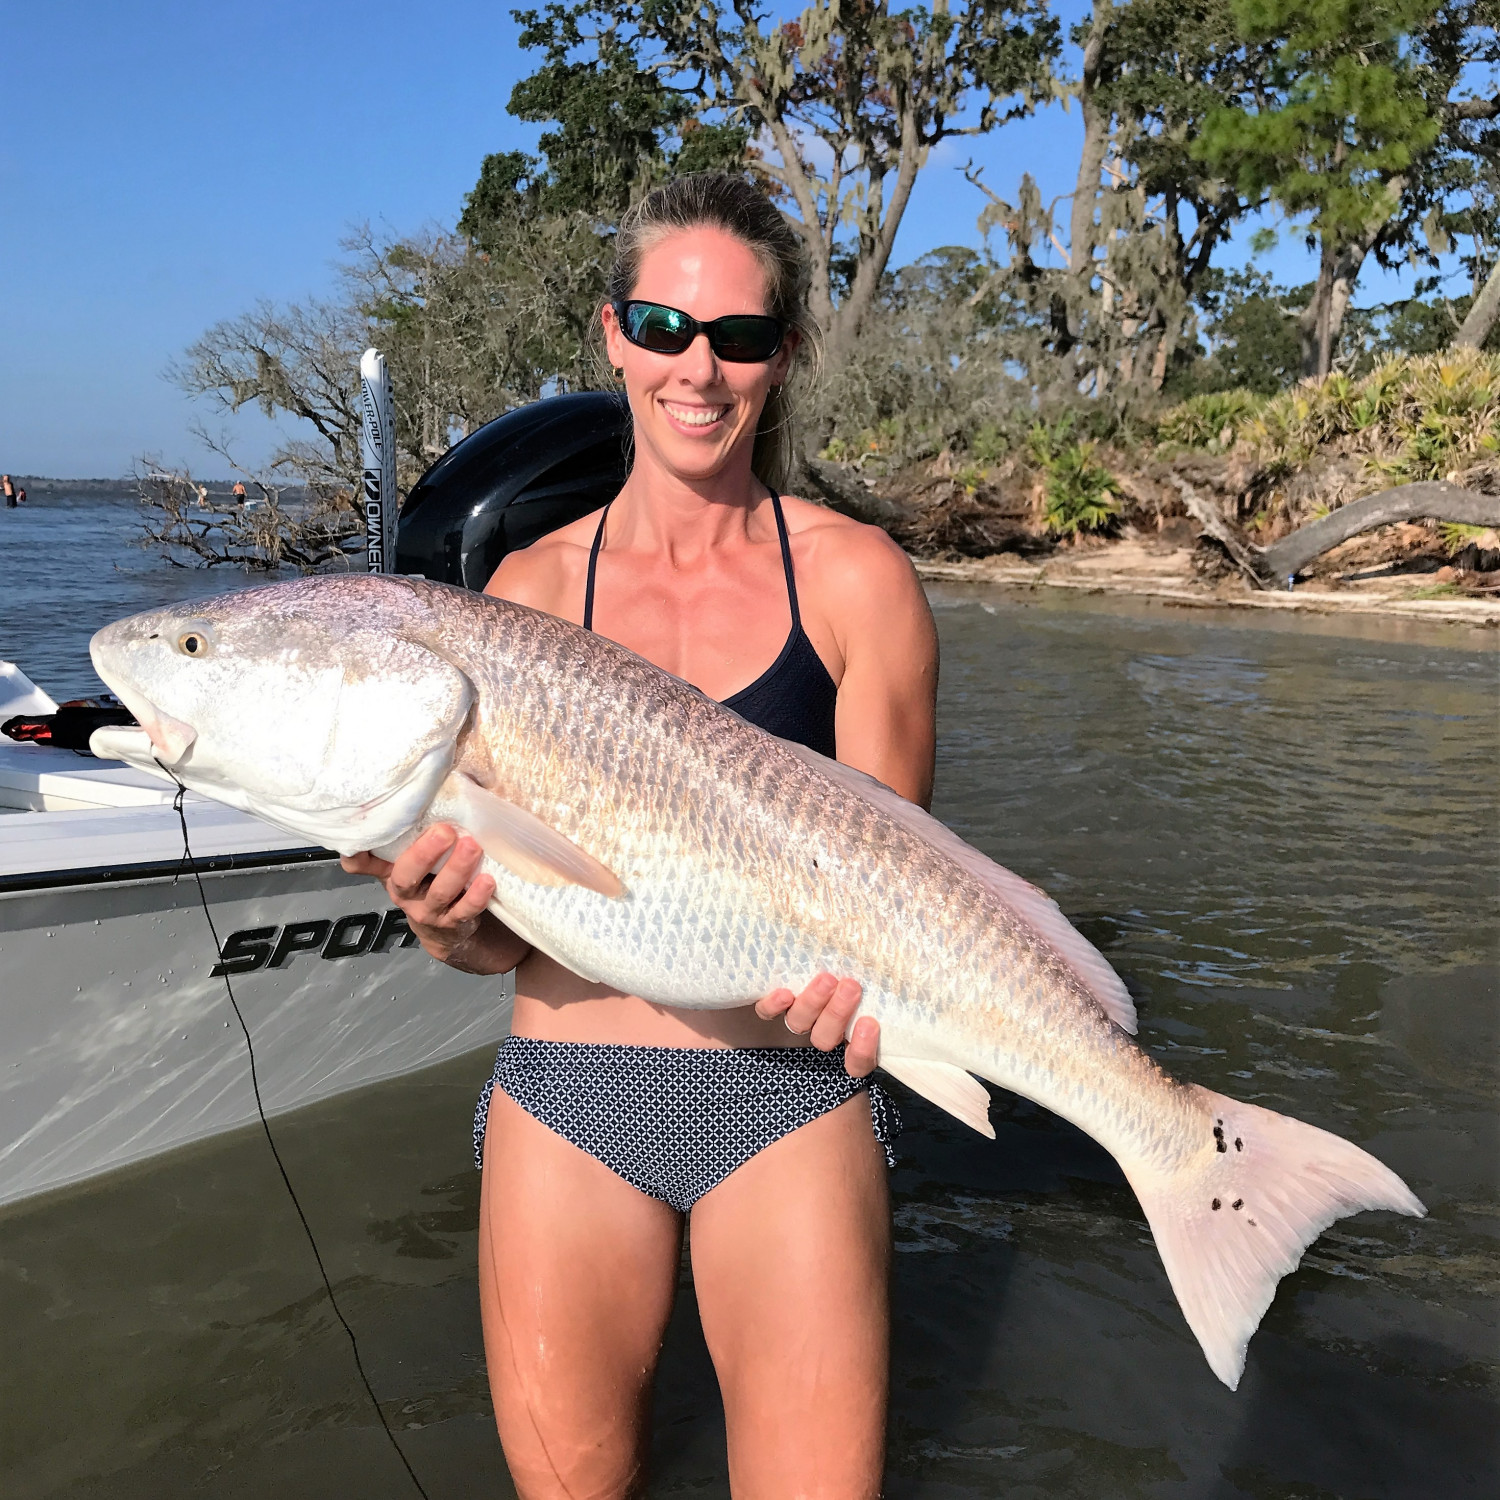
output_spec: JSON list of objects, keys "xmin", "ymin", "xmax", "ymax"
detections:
[{"xmin": 88, "ymin": 575, "xmax": 1424, "ymax": 1388}]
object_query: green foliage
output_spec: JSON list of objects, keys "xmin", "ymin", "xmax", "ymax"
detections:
[
  {"xmin": 1156, "ymin": 389, "xmax": 1269, "ymax": 450},
  {"xmin": 505, "ymin": 5, "xmax": 752, "ymax": 220},
  {"xmin": 1084, "ymin": 0, "xmax": 1276, "ymax": 278},
  {"xmin": 1246, "ymin": 349, "xmax": 1500, "ymax": 481},
  {"xmin": 1169, "ymin": 268, "xmax": 1309, "ymax": 396},
  {"xmin": 1171, "ymin": 261, "xmax": 1500, "ymax": 397},
  {"xmin": 458, "ymin": 151, "xmax": 544, "ymax": 241},
  {"xmin": 1028, "ymin": 419, "xmax": 1122, "ymax": 536},
  {"xmin": 1441, "ymin": 520, "xmax": 1491, "ymax": 551},
  {"xmin": 1195, "ymin": 0, "xmax": 1444, "ymax": 243},
  {"xmin": 969, "ymin": 422, "xmax": 1009, "ymax": 465},
  {"xmin": 487, "ymin": 0, "xmax": 1060, "ymax": 367},
  {"xmin": 811, "ymin": 247, "xmax": 1036, "ymax": 467}
]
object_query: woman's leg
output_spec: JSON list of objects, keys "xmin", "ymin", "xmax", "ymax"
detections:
[
  {"xmin": 479, "ymin": 1089, "xmax": 683, "ymax": 1500},
  {"xmin": 688, "ymin": 1094, "xmax": 891, "ymax": 1500}
]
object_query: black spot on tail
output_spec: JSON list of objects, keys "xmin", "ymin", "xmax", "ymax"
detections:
[
  {"xmin": 1211, "ymin": 1198, "xmax": 1221, "ymax": 1211},
  {"xmin": 1234, "ymin": 1137, "xmax": 1243, "ymax": 1151},
  {"xmin": 1232, "ymin": 1199, "xmax": 1243, "ymax": 1210},
  {"xmin": 1213, "ymin": 1122, "xmax": 1227, "ymax": 1153}
]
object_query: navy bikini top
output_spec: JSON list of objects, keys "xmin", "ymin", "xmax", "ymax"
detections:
[{"xmin": 583, "ymin": 489, "xmax": 838, "ymax": 758}]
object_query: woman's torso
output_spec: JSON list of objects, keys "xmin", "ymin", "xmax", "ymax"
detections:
[{"xmin": 491, "ymin": 488, "xmax": 846, "ymax": 1049}]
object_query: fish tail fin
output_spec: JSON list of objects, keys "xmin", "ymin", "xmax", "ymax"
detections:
[{"xmin": 1125, "ymin": 1085, "xmax": 1425, "ymax": 1390}]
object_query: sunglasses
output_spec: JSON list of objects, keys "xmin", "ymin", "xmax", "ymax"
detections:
[{"xmin": 613, "ymin": 300, "xmax": 785, "ymax": 363}]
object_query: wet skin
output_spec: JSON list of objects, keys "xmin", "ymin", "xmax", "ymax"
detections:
[{"xmin": 343, "ymin": 223, "xmax": 938, "ymax": 1498}]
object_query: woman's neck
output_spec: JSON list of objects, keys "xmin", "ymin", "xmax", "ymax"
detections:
[{"xmin": 610, "ymin": 447, "xmax": 770, "ymax": 561}]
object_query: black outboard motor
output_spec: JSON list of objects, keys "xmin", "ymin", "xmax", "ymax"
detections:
[{"xmin": 396, "ymin": 392, "xmax": 630, "ymax": 590}]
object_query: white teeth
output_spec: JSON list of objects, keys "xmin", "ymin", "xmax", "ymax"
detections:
[{"xmin": 664, "ymin": 403, "xmax": 725, "ymax": 427}]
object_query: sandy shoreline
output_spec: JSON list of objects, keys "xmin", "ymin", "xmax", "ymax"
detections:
[{"xmin": 909, "ymin": 539, "xmax": 1500, "ymax": 630}]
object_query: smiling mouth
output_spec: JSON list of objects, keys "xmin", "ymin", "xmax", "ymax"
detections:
[{"xmin": 661, "ymin": 401, "xmax": 729, "ymax": 429}]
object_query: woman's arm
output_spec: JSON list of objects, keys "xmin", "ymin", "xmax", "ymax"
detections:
[{"xmin": 826, "ymin": 527, "xmax": 938, "ymax": 808}]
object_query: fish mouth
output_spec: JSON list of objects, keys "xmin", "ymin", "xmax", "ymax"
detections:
[{"xmin": 100, "ymin": 685, "xmax": 197, "ymax": 766}]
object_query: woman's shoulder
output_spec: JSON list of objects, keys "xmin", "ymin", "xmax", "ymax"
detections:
[
  {"xmin": 482, "ymin": 508, "xmax": 604, "ymax": 619},
  {"xmin": 778, "ymin": 493, "xmax": 923, "ymax": 603}
]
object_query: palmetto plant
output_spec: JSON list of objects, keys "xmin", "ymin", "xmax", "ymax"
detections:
[
  {"xmin": 1245, "ymin": 350, "xmax": 1500, "ymax": 482},
  {"xmin": 1029, "ymin": 421, "xmax": 1122, "ymax": 536},
  {"xmin": 1156, "ymin": 390, "xmax": 1268, "ymax": 451}
]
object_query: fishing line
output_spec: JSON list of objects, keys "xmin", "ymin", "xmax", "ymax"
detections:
[{"xmin": 159, "ymin": 763, "xmax": 432, "ymax": 1500}]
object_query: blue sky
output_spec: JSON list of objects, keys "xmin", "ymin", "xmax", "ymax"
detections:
[{"xmin": 1, "ymin": 0, "xmax": 1444, "ymax": 478}]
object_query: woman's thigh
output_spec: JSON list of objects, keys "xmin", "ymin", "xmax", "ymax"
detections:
[
  {"xmin": 479, "ymin": 1089, "xmax": 683, "ymax": 1500},
  {"xmin": 688, "ymin": 1093, "xmax": 891, "ymax": 1500}
]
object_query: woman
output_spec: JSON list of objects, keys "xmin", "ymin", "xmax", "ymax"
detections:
[{"xmin": 344, "ymin": 175, "xmax": 938, "ymax": 1499}]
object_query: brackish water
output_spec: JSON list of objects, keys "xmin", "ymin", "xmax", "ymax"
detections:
[
  {"xmin": 0, "ymin": 495, "xmax": 312, "ymax": 701},
  {"xmin": 1, "ymin": 497, "xmax": 1497, "ymax": 1497}
]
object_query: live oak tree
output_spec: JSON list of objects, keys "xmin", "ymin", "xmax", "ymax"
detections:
[
  {"xmin": 482, "ymin": 0, "xmax": 1061, "ymax": 368},
  {"xmin": 969, "ymin": 0, "xmax": 1272, "ymax": 404}
]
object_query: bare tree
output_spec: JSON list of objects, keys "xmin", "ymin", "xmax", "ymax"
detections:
[
  {"xmin": 171, "ymin": 298, "xmax": 367, "ymax": 496},
  {"xmin": 133, "ymin": 457, "xmax": 363, "ymax": 572},
  {"xmin": 172, "ymin": 215, "xmax": 610, "ymax": 502}
]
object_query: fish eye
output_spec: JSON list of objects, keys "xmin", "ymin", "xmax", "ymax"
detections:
[{"xmin": 176, "ymin": 631, "xmax": 211, "ymax": 657}]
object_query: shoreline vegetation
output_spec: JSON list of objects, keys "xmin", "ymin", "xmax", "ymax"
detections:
[
  {"xmin": 843, "ymin": 350, "xmax": 1500, "ymax": 629},
  {"xmin": 41, "ymin": 3, "xmax": 1500, "ymax": 626},
  {"xmin": 21, "ymin": 350, "xmax": 1500, "ymax": 630}
]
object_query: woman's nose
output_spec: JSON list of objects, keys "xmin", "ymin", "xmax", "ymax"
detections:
[{"xmin": 679, "ymin": 332, "xmax": 722, "ymax": 386}]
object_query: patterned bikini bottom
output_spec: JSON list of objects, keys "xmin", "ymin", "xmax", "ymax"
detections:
[{"xmin": 473, "ymin": 1036, "xmax": 901, "ymax": 1212}]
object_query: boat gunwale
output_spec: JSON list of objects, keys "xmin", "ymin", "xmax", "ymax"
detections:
[{"xmin": 0, "ymin": 845, "xmax": 338, "ymax": 897}]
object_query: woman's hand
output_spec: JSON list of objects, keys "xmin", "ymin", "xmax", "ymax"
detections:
[
  {"xmin": 340, "ymin": 824, "xmax": 523, "ymax": 974},
  {"xmin": 755, "ymin": 974, "xmax": 879, "ymax": 1079}
]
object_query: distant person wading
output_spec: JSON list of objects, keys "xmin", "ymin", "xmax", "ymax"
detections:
[
  {"xmin": 342, "ymin": 173, "xmax": 938, "ymax": 1500},
  {"xmin": 2, "ymin": 475, "xmax": 16, "ymax": 509}
]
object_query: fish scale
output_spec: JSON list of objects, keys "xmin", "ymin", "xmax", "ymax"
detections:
[{"xmin": 87, "ymin": 573, "xmax": 1426, "ymax": 1389}]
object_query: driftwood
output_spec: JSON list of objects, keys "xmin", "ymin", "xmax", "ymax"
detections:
[
  {"xmin": 1258, "ymin": 483, "xmax": 1500, "ymax": 580},
  {"xmin": 798, "ymin": 455, "xmax": 908, "ymax": 527},
  {"xmin": 1169, "ymin": 477, "xmax": 1267, "ymax": 588},
  {"xmin": 134, "ymin": 465, "xmax": 364, "ymax": 571}
]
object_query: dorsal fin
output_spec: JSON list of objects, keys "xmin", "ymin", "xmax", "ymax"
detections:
[{"xmin": 778, "ymin": 740, "xmax": 1137, "ymax": 1035}]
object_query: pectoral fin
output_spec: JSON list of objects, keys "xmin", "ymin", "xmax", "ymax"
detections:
[
  {"xmin": 443, "ymin": 773, "xmax": 624, "ymax": 897},
  {"xmin": 880, "ymin": 1056, "xmax": 995, "ymax": 1138}
]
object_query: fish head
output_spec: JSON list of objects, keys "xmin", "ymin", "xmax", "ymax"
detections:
[{"xmin": 88, "ymin": 576, "xmax": 473, "ymax": 855}]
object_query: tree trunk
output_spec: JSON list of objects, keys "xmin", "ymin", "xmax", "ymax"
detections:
[
  {"xmin": 1298, "ymin": 238, "xmax": 1369, "ymax": 378},
  {"xmin": 1298, "ymin": 179, "xmax": 1405, "ymax": 379},
  {"xmin": 1454, "ymin": 259, "xmax": 1500, "ymax": 349},
  {"xmin": 828, "ymin": 109, "xmax": 925, "ymax": 366},
  {"xmin": 1069, "ymin": 3, "xmax": 1112, "ymax": 308},
  {"xmin": 1258, "ymin": 483, "xmax": 1500, "ymax": 579}
]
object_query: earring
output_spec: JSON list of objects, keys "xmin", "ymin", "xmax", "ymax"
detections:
[{"xmin": 612, "ymin": 366, "xmax": 625, "ymax": 381}]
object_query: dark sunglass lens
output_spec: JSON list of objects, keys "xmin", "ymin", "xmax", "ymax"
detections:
[
  {"xmin": 711, "ymin": 317, "xmax": 782, "ymax": 362},
  {"xmin": 629, "ymin": 304, "xmax": 694, "ymax": 352}
]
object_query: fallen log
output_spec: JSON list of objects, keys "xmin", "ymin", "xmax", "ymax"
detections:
[
  {"xmin": 1259, "ymin": 483, "xmax": 1500, "ymax": 581},
  {"xmin": 798, "ymin": 455, "xmax": 909, "ymax": 528}
]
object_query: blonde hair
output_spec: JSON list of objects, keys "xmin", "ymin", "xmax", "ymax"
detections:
[{"xmin": 604, "ymin": 173, "xmax": 821, "ymax": 492}]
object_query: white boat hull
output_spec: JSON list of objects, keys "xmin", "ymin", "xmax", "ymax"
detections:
[{"xmin": 0, "ymin": 740, "xmax": 508, "ymax": 1209}]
